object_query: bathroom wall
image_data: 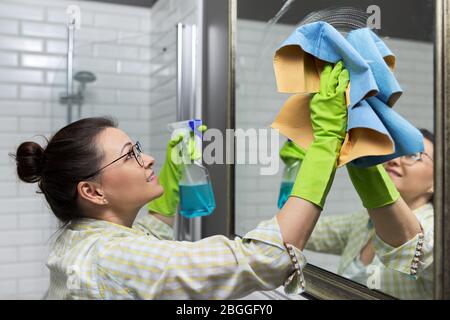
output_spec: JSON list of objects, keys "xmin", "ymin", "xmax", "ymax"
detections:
[
  {"xmin": 235, "ymin": 19, "xmax": 434, "ymax": 272},
  {"xmin": 0, "ymin": 0, "xmax": 180, "ymax": 299}
]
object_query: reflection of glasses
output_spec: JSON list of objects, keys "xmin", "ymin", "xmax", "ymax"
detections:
[
  {"xmin": 82, "ymin": 141, "xmax": 144, "ymax": 180},
  {"xmin": 400, "ymin": 152, "xmax": 433, "ymax": 166}
]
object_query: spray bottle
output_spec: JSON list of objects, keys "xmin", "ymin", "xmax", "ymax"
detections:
[
  {"xmin": 167, "ymin": 119, "xmax": 216, "ymax": 218},
  {"xmin": 277, "ymin": 139, "xmax": 301, "ymax": 209}
]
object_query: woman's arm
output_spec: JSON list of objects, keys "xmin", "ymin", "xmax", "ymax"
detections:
[
  {"xmin": 347, "ymin": 164, "xmax": 421, "ymax": 247},
  {"xmin": 368, "ymin": 197, "xmax": 421, "ymax": 247}
]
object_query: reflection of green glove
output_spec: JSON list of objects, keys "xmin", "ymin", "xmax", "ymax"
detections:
[
  {"xmin": 280, "ymin": 140, "xmax": 306, "ymax": 165},
  {"xmin": 346, "ymin": 164, "xmax": 400, "ymax": 209},
  {"xmin": 290, "ymin": 61, "xmax": 349, "ymax": 208},
  {"xmin": 147, "ymin": 124, "xmax": 207, "ymax": 217}
]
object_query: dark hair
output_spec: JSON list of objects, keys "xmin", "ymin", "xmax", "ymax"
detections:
[
  {"xmin": 419, "ymin": 128, "xmax": 434, "ymax": 203},
  {"xmin": 10, "ymin": 117, "xmax": 117, "ymax": 224},
  {"xmin": 419, "ymin": 128, "xmax": 434, "ymax": 145}
]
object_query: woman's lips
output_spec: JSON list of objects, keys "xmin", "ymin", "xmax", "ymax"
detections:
[
  {"xmin": 385, "ymin": 168, "xmax": 402, "ymax": 177},
  {"xmin": 146, "ymin": 171, "xmax": 155, "ymax": 182}
]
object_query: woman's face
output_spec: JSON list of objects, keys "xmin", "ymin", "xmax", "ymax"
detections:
[
  {"xmin": 95, "ymin": 127, "xmax": 164, "ymax": 213},
  {"xmin": 383, "ymin": 137, "xmax": 434, "ymax": 205}
]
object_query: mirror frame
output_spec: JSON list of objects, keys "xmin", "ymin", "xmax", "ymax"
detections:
[{"xmin": 228, "ymin": 0, "xmax": 450, "ymax": 299}]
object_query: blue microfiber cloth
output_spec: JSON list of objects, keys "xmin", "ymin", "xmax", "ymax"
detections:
[
  {"xmin": 351, "ymin": 97, "xmax": 424, "ymax": 167},
  {"xmin": 346, "ymin": 28, "xmax": 403, "ymax": 106},
  {"xmin": 278, "ymin": 21, "xmax": 378, "ymax": 109},
  {"xmin": 275, "ymin": 21, "xmax": 424, "ymax": 168}
]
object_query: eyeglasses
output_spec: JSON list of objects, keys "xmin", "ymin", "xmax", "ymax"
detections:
[
  {"xmin": 82, "ymin": 141, "xmax": 144, "ymax": 180},
  {"xmin": 400, "ymin": 152, "xmax": 433, "ymax": 166}
]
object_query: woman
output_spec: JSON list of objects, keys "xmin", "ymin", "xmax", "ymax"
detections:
[
  {"xmin": 11, "ymin": 62, "xmax": 349, "ymax": 299},
  {"xmin": 281, "ymin": 129, "xmax": 434, "ymax": 299}
]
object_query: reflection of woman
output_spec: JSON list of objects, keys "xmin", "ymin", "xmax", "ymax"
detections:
[
  {"xmin": 11, "ymin": 63, "xmax": 351, "ymax": 299},
  {"xmin": 281, "ymin": 130, "xmax": 434, "ymax": 299}
]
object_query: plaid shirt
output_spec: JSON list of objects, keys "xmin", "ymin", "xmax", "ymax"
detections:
[
  {"xmin": 44, "ymin": 214, "xmax": 306, "ymax": 299},
  {"xmin": 305, "ymin": 203, "xmax": 434, "ymax": 299}
]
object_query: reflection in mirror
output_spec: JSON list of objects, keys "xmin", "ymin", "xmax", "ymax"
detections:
[{"xmin": 235, "ymin": 0, "xmax": 434, "ymax": 299}]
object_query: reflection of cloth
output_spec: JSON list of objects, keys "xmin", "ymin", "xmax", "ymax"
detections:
[
  {"xmin": 305, "ymin": 203, "xmax": 434, "ymax": 299},
  {"xmin": 271, "ymin": 22, "xmax": 424, "ymax": 167},
  {"xmin": 45, "ymin": 214, "xmax": 306, "ymax": 299}
]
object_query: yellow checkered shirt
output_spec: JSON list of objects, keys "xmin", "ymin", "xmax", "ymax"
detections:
[
  {"xmin": 305, "ymin": 203, "xmax": 433, "ymax": 299},
  {"xmin": 44, "ymin": 214, "xmax": 306, "ymax": 299}
]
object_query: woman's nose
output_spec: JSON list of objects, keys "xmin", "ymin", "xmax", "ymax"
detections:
[
  {"xmin": 142, "ymin": 153, "xmax": 155, "ymax": 168},
  {"xmin": 385, "ymin": 156, "xmax": 401, "ymax": 167}
]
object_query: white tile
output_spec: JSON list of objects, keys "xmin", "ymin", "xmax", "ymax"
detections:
[
  {"xmin": 21, "ymin": 22, "xmax": 66, "ymax": 39},
  {"xmin": 19, "ymin": 245, "xmax": 50, "ymax": 262},
  {"xmin": 45, "ymin": 70, "xmax": 65, "ymax": 85},
  {"xmin": 84, "ymin": 88, "xmax": 116, "ymax": 104},
  {"xmin": 0, "ymin": 247, "xmax": 18, "ymax": 264},
  {"xmin": 95, "ymin": 73, "xmax": 140, "ymax": 90},
  {"xmin": 19, "ymin": 117, "xmax": 52, "ymax": 132},
  {"xmin": 20, "ymin": 85, "xmax": 58, "ymax": 101},
  {"xmin": 74, "ymin": 27, "xmax": 117, "ymax": 43},
  {"xmin": 0, "ymin": 51, "xmax": 18, "ymax": 66},
  {"xmin": 0, "ymin": 262, "xmax": 43, "ymax": 280},
  {"xmin": 19, "ymin": 213, "xmax": 56, "ymax": 229},
  {"xmin": 117, "ymin": 90, "xmax": 150, "ymax": 104},
  {"xmin": 118, "ymin": 60, "xmax": 151, "ymax": 75},
  {"xmin": 0, "ymin": 67, "xmax": 43, "ymax": 83},
  {"xmin": 21, "ymin": 54, "xmax": 65, "ymax": 69},
  {"xmin": 0, "ymin": 116, "xmax": 18, "ymax": 132},
  {"xmin": 44, "ymin": 40, "xmax": 66, "ymax": 54},
  {"xmin": 0, "ymin": 280, "xmax": 17, "ymax": 296},
  {"xmin": 0, "ymin": 35, "xmax": 43, "ymax": 52},
  {"xmin": 73, "ymin": 57, "xmax": 116, "ymax": 73},
  {"xmin": 19, "ymin": 277, "xmax": 49, "ymax": 294},
  {"xmin": 47, "ymin": 8, "xmax": 95, "ymax": 26},
  {"xmin": 0, "ymin": 100, "xmax": 44, "ymax": 116},
  {"xmin": 94, "ymin": 43, "xmax": 139, "ymax": 60},
  {"xmin": 118, "ymin": 31, "xmax": 151, "ymax": 47},
  {"xmin": 0, "ymin": 3, "xmax": 44, "ymax": 21},
  {"xmin": 0, "ymin": 181, "xmax": 17, "ymax": 197},
  {"xmin": 0, "ymin": 84, "xmax": 18, "ymax": 99},
  {"xmin": 0, "ymin": 214, "xmax": 18, "ymax": 230},
  {"xmin": 46, "ymin": 40, "xmax": 92, "ymax": 56},
  {"xmin": 0, "ymin": 19, "xmax": 19, "ymax": 35},
  {"xmin": 94, "ymin": 13, "xmax": 140, "ymax": 31}
]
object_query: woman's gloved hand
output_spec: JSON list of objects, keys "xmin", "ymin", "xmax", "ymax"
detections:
[
  {"xmin": 280, "ymin": 140, "xmax": 306, "ymax": 165},
  {"xmin": 290, "ymin": 61, "xmax": 349, "ymax": 208},
  {"xmin": 147, "ymin": 124, "xmax": 207, "ymax": 217},
  {"xmin": 346, "ymin": 163, "xmax": 400, "ymax": 209}
]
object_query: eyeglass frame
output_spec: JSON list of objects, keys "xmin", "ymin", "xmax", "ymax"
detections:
[
  {"xmin": 81, "ymin": 141, "xmax": 144, "ymax": 180},
  {"xmin": 400, "ymin": 152, "xmax": 433, "ymax": 166}
]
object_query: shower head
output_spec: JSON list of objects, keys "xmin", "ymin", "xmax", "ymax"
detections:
[{"xmin": 74, "ymin": 71, "xmax": 96, "ymax": 84}]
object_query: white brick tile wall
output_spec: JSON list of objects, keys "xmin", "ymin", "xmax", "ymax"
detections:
[
  {"xmin": 0, "ymin": 3, "xmax": 44, "ymax": 21},
  {"xmin": 0, "ymin": 35, "xmax": 43, "ymax": 52},
  {"xmin": 0, "ymin": 51, "xmax": 18, "ymax": 66},
  {"xmin": 0, "ymin": 19, "xmax": 19, "ymax": 34},
  {"xmin": 0, "ymin": 84, "xmax": 18, "ymax": 98},
  {"xmin": 0, "ymin": 0, "xmax": 181, "ymax": 299}
]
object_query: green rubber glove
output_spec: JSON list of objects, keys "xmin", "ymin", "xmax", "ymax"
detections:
[
  {"xmin": 346, "ymin": 163, "xmax": 400, "ymax": 209},
  {"xmin": 290, "ymin": 61, "xmax": 349, "ymax": 208},
  {"xmin": 280, "ymin": 140, "xmax": 306, "ymax": 165},
  {"xmin": 147, "ymin": 124, "xmax": 207, "ymax": 217}
]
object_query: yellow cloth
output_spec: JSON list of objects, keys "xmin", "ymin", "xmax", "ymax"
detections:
[{"xmin": 271, "ymin": 48, "xmax": 396, "ymax": 167}]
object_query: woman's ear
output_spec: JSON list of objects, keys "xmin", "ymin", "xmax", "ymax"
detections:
[{"xmin": 77, "ymin": 180, "xmax": 106, "ymax": 205}]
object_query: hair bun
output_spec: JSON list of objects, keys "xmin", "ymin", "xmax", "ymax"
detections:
[{"xmin": 13, "ymin": 141, "xmax": 45, "ymax": 183}]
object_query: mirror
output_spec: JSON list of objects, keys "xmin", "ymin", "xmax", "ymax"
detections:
[{"xmin": 234, "ymin": 0, "xmax": 434, "ymax": 299}]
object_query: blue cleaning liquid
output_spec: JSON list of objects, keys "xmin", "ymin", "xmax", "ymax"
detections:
[
  {"xmin": 277, "ymin": 182, "xmax": 294, "ymax": 209},
  {"xmin": 179, "ymin": 183, "xmax": 216, "ymax": 218}
]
